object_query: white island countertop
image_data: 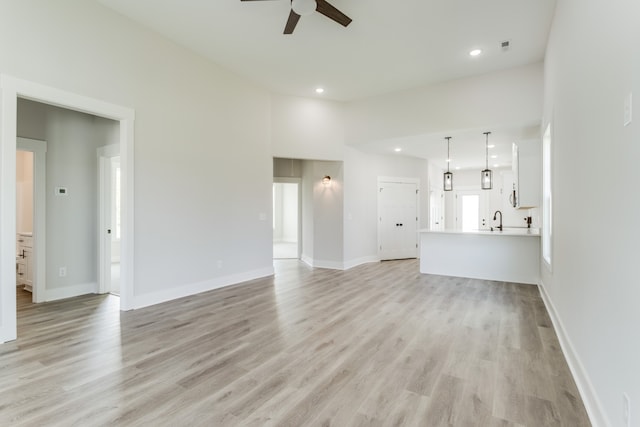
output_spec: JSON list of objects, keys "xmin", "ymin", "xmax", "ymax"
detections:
[
  {"xmin": 419, "ymin": 228, "xmax": 540, "ymax": 237},
  {"xmin": 419, "ymin": 228, "xmax": 540, "ymax": 284}
]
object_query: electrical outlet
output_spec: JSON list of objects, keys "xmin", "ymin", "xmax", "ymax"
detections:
[
  {"xmin": 59, "ymin": 267, "xmax": 67, "ymax": 277},
  {"xmin": 623, "ymin": 392, "xmax": 631, "ymax": 427}
]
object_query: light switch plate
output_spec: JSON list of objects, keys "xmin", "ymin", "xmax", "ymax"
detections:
[{"xmin": 624, "ymin": 92, "xmax": 632, "ymax": 126}]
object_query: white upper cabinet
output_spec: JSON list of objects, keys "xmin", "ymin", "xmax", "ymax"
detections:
[{"xmin": 512, "ymin": 140, "xmax": 541, "ymax": 209}]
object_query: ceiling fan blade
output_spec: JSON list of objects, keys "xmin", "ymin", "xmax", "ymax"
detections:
[
  {"xmin": 315, "ymin": 0, "xmax": 352, "ymax": 27},
  {"xmin": 284, "ymin": 10, "xmax": 301, "ymax": 34}
]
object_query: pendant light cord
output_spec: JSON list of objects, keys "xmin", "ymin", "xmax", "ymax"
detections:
[
  {"xmin": 484, "ymin": 132, "xmax": 491, "ymax": 169},
  {"xmin": 445, "ymin": 137, "xmax": 451, "ymax": 172}
]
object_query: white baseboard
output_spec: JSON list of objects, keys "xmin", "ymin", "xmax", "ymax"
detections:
[
  {"xmin": 300, "ymin": 254, "xmax": 343, "ymax": 270},
  {"xmin": 301, "ymin": 255, "xmax": 380, "ymax": 271},
  {"xmin": 343, "ymin": 256, "xmax": 379, "ymax": 270},
  {"xmin": 538, "ymin": 281, "xmax": 610, "ymax": 427},
  {"xmin": 300, "ymin": 254, "xmax": 313, "ymax": 268},
  {"xmin": 130, "ymin": 266, "xmax": 275, "ymax": 310},
  {"xmin": 43, "ymin": 282, "xmax": 97, "ymax": 302},
  {"xmin": 312, "ymin": 259, "xmax": 344, "ymax": 270}
]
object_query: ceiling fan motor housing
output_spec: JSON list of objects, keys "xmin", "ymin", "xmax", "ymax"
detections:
[{"xmin": 292, "ymin": 0, "xmax": 317, "ymax": 16}]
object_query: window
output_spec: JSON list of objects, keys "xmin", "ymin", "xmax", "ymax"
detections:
[
  {"xmin": 461, "ymin": 194, "xmax": 480, "ymax": 231},
  {"xmin": 542, "ymin": 124, "xmax": 552, "ymax": 266}
]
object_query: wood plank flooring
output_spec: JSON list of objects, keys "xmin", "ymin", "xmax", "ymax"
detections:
[{"xmin": 0, "ymin": 260, "xmax": 591, "ymax": 426}]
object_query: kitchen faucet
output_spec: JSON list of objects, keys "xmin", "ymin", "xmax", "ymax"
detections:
[{"xmin": 493, "ymin": 210, "xmax": 503, "ymax": 231}]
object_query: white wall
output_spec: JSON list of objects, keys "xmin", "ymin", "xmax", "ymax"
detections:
[
  {"xmin": 271, "ymin": 94, "xmax": 345, "ymax": 161},
  {"xmin": 343, "ymin": 147, "xmax": 429, "ymax": 266},
  {"xmin": 0, "ymin": 0, "xmax": 273, "ymax": 307},
  {"xmin": 344, "ymin": 62, "xmax": 544, "ymax": 146},
  {"xmin": 301, "ymin": 160, "xmax": 344, "ymax": 268},
  {"xmin": 542, "ymin": 0, "xmax": 640, "ymax": 425}
]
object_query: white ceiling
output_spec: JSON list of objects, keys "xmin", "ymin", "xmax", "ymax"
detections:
[
  {"xmin": 360, "ymin": 123, "xmax": 541, "ymax": 172},
  {"xmin": 95, "ymin": 0, "xmax": 556, "ymax": 167}
]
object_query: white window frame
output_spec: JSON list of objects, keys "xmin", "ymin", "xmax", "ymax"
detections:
[{"xmin": 542, "ymin": 123, "xmax": 552, "ymax": 269}]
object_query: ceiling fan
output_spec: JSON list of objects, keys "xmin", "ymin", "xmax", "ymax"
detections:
[{"xmin": 241, "ymin": 0, "xmax": 352, "ymax": 34}]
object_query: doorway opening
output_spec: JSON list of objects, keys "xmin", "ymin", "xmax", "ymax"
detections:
[
  {"xmin": 0, "ymin": 76, "xmax": 135, "ymax": 343},
  {"xmin": 272, "ymin": 180, "xmax": 300, "ymax": 259},
  {"xmin": 455, "ymin": 190, "xmax": 489, "ymax": 231},
  {"xmin": 16, "ymin": 151, "xmax": 34, "ymax": 293},
  {"xmin": 15, "ymin": 138, "xmax": 47, "ymax": 303},
  {"xmin": 98, "ymin": 146, "xmax": 121, "ymax": 296}
]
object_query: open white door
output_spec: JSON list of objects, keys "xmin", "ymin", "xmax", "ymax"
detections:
[
  {"xmin": 455, "ymin": 190, "xmax": 490, "ymax": 231},
  {"xmin": 98, "ymin": 145, "xmax": 120, "ymax": 295}
]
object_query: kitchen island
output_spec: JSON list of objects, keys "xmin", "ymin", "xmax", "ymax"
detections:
[{"xmin": 419, "ymin": 228, "xmax": 540, "ymax": 284}]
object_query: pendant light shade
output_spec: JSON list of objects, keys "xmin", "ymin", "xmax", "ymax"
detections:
[
  {"xmin": 443, "ymin": 137, "xmax": 453, "ymax": 191},
  {"xmin": 481, "ymin": 132, "xmax": 492, "ymax": 190}
]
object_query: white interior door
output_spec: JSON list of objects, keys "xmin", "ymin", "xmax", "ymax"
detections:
[
  {"xmin": 378, "ymin": 181, "xmax": 418, "ymax": 260},
  {"xmin": 429, "ymin": 189, "xmax": 444, "ymax": 231},
  {"xmin": 455, "ymin": 190, "xmax": 490, "ymax": 231},
  {"xmin": 98, "ymin": 145, "xmax": 120, "ymax": 295}
]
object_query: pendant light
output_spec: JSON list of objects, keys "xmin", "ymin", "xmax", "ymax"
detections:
[
  {"xmin": 443, "ymin": 136, "xmax": 453, "ymax": 191},
  {"xmin": 481, "ymin": 131, "xmax": 492, "ymax": 190}
]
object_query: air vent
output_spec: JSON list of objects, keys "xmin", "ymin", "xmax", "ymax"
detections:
[{"xmin": 501, "ymin": 40, "xmax": 511, "ymax": 51}]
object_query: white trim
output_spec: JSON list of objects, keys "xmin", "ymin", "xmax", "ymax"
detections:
[
  {"xmin": 0, "ymin": 75, "xmax": 135, "ymax": 343},
  {"xmin": 538, "ymin": 280, "xmax": 609, "ymax": 427},
  {"xmin": 16, "ymin": 138, "xmax": 46, "ymax": 303},
  {"xmin": 343, "ymin": 256, "xmax": 379, "ymax": 270},
  {"xmin": 42, "ymin": 282, "xmax": 98, "ymax": 302},
  {"xmin": 310, "ymin": 259, "xmax": 344, "ymax": 270},
  {"xmin": 300, "ymin": 256, "xmax": 379, "ymax": 271},
  {"xmin": 300, "ymin": 255, "xmax": 341, "ymax": 270},
  {"xmin": 377, "ymin": 176, "xmax": 420, "ymax": 185},
  {"xmin": 130, "ymin": 267, "xmax": 275, "ymax": 310},
  {"xmin": 300, "ymin": 254, "xmax": 314, "ymax": 268}
]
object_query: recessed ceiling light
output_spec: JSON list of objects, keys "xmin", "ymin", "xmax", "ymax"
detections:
[
  {"xmin": 455, "ymin": 166, "xmax": 461, "ymax": 170},
  {"xmin": 488, "ymin": 144, "xmax": 495, "ymax": 148},
  {"xmin": 394, "ymin": 148, "xmax": 402, "ymax": 152},
  {"xmin": 491, "ymin": 155, "xmax": 498, "ymax": 159},
  {"xmin": 469, "ymin": 49, "xmax": 482, "ymax": 57},
  {"xmin": 494, "ymin": 164, "xmax": 500, "ymax": 168},
  {"xmin": 315, "ymin": 87, "xmax": 324, "ymax": 94}
]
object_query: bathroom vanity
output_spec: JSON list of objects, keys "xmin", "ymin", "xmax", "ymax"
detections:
[
  {"xmin": 16, "ymin": 232, "xmax": 33, "ymax": 292},
  {"xmin": 419, "ymin": 228, "xmax": 540, "ymax": 284}
]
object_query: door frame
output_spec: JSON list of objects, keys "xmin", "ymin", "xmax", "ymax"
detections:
[
  {"xmin": 16, "ymin": 138, "xmax": 47, "ymax": 303},
  {"xmin": 377, "ymin": 176, "xmax": 420, "ymax": 260},
  {"xmin": 272, "ymin": 177, "xmax": 302, "ymax": 259},
  {"xmin": 0, "ymin": 75, "xmax": 136, "ymax": 343}
]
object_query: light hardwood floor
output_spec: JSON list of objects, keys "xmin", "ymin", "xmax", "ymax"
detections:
[{"xmin": 0, "ymin": 260, "xmax": 590, "ymax": 426}]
